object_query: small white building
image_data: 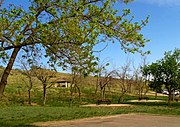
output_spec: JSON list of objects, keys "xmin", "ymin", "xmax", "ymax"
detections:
[{"xmin": 51, "ymin": 78, "xmax": 71, "ymax": 88}]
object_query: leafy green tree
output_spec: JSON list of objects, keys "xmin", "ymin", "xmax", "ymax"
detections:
[
  {"xmin": 0, "ymin": 0, "xmax": 149, "ymax": 97},
  {"xmin": 142, "ymin": 48, "xmax": 180, "ymax": 105},
  {"xmin": 142, "ymin": 63, "xmax": 162, "ymax": 98}
]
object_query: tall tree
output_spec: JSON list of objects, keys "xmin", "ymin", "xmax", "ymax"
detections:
[
  {"xmin": 0, "ymin": 0, "xmax": 149, "ymax": 97},
  {"xmin": 161, "ymin": 49, "xmax": 180, "ymax": 104},
  {"xmin": 142, "ymin": 63, "xmax": 162, "ymax": 98},
  {"xmin": 142, "ymin": 48, "xmax": 180, "ymax": 105}
]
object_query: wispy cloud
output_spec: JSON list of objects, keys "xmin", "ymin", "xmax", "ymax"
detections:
[{"xmin": 137, "ymin": 0, "xmax": 180, "ymax": 7}]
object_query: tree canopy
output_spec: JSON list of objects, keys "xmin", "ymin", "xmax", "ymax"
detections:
[
  {"xmin": 0, "ymin": 0, "xmax": 149, "ymax": 97},
  {"xmin": 142, "ymin": 48, "xmax": 180, "ymax": 104}
]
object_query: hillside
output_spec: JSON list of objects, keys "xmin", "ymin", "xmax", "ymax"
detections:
[
  {"xmin": 0, "ymin": 68, "xmax": 100, "ymax": 106},
  {"xmin": 0, "ymin": 67, "xmax": 160, "ymax": 107}
]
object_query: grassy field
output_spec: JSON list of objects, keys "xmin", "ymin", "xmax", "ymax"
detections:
[
  {"xmin": 1, "ymin": 103, "xmax": 180, "ymax": 127},
  {"xmin": 0, "ymin": 68, "xmax": 180, "ymax": 126}
]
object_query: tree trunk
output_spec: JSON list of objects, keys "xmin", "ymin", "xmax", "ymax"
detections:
[
  {"xmin": 0, "ymin": 47, "xmax": 21, "ymax": 98},
  {"xmin": 100, "ymin": 87, "xmax": 104, "ymax": 99},
  {"xmin": 155, "ymin": 91, "xmax": 157, "ymax": 99},
  {"xmin": 103, "ymin": 87, "xmax": 106, "ymax": 99},
  {"xmin": 28, "ymin": 77, "xmax": 33, "ymax": 105},
  {"xmin": 95, "ymin": 77, "xmax": 99, "ymax": 94},
  {"xmin": 118, "ymin": 91, "xmax": 126, "ymax": 104},
  {"xmin": 43, "ymin": 84, "xmax": 47, "ymax": 105},
  {"xmin": 168, "ymin": 92, "xmax": 172, "ymax": 106},
  {"xmin": 128, "ymin": 83, "xmax": 132, "ymax": 93},
  {"xmin": 75, "ymin": 84, "xmax": 81, "ymax": 101},
  {"xmin": 138, "ymin": 84, "xmax": 142, "ymax": 99},
  {"xmin": 28, "ymin": 89, "xmax": 31, "ymax": 105},
  {"xmin": 101, "ymin": 87, "xmax": 106, "ymax": 100}
]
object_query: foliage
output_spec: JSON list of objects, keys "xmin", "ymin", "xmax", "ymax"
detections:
[
  {"xmin": 142, "ymin": 48, "xmax": 180, "ymax": 104},
  {"xmin": 143, "ymin": 63, "xmax": 162, "ymax": 93},
  {"xmin": 0, "ymin": 0, "xmax": 149, "ymax": 96},
  {"xmin": 0, "ymin": 0, "xmax": 149, "ymax": 65}
]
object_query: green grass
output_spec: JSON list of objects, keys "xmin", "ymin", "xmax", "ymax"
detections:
[
  {"xmin": 0, "ymin": 102, "xmax": 180, "ymax": 127},
  {"xmin": 1, "ymin": 69, "xmax": 180, "ymax": 126}
]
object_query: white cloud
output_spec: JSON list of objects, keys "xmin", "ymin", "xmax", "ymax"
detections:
[{"xmin": 137, "ymin": 0, "xmax": 180, "ymax": 7}]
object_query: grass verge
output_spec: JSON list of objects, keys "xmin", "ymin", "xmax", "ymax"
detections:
[{"xmin": 0, "ymin": 102, "xmax": 180, "ymax": 127}]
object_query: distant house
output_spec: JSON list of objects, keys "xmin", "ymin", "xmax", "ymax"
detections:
[{"xmin": 51, "ymin": 78, "xmax": 71, "ymax": 88}]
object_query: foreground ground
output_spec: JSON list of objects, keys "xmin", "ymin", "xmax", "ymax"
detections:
[
  {"xmin": 1, "ymin": 68, "xmax": 180, "ymax": 126},
  {"xmin": 33, "ymin": 114, "xmax": 180, "ymax": 127},
  {"xmin": 1, "ymin": 101, "xmax": 180, "ymax": 126}
]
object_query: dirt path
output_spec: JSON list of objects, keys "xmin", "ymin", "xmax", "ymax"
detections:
[
  {"xmin": 81, "ymin": 104, "xmax": 132, "ymax": 107},
  {"xmin": 33, "ymin": 114, "xmax": 180, "ymax": 127}
]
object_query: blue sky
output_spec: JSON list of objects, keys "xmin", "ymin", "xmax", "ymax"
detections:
[
  {"xmin": 96, "ymin": 0, "xmax": 180, "ymax": 69},
  {"xmin": 1, "ymin": 0, "xmax": 180, "ymax": 71}
]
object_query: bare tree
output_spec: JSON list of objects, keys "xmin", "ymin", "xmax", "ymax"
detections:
[
  {"xmin": 96, "ymin": 69, "xmax": 113, "ymax": 100},
  {"xmin": 32, "ymin": 66, "xmax": 56, "ymax": 105},
  {"xmin": 115, "ymin": 59, "xmax": 132, "ymax": 103},
  {"xmin": 141, "ymin": 57, "xmax": 150, "ymax": 96},
  {"xmin": 133, "ymin": 66, "xmax": 144, "ymax": 99},
  {"xmin": 94, "ymin": 58, "xmax": 111, "ymax": 97},
  {"xmin": 133, "ymin": 57, "xmax": 149, "ymax": 100},
  {"xmin": 18, "ymin": 60, "xmax": 33, "ymax": 105},
  {"xmin": 68, "ymin": 70, "xmax": 83, "ymax": 106}
]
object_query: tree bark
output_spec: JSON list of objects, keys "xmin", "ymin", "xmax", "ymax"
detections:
[
  {"xmin": 0, "ymin": 47, "xmax": 21, "ymax": 98},
  {"xmin": 28, "ymin": 77, "xmax": 33, "ymax": 105},
  {"xmin": 75, "ymin": 84, "xmax": 81, "ymax": 101},
  {"xmin": 100, "ymin": 87, "xmax": 104, "ymax": 99},
  {"xmin": 118, "ymin": 90, "xmax": 126, "ymax": 104},
  {"xmin": 95, "ymin": 77, "xmax": 99, "ymax": 94},
  {"xmin": 28, "ymin": 89, "xmax": 31, "ymax": 104},
  {"xmin": 43, "ymin": 84, "xmax": 47, "ymax": 105},
  {"xmin": 168, "ymin": 92, "xmax": 172, "ymax": 106},
  {"xmin": 155, "ymin": 91, "xmax": 157, "ymax": 99}
]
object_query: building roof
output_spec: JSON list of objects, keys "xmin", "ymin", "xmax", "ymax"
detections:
[{"xmin": 51, "ymin": 78, "xmax": 71, "ymax": 83}]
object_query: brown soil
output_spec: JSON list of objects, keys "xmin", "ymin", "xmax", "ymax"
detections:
[{"xmin": 33, "ymin": 114, "xmax": 180, "ymax": 127}]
